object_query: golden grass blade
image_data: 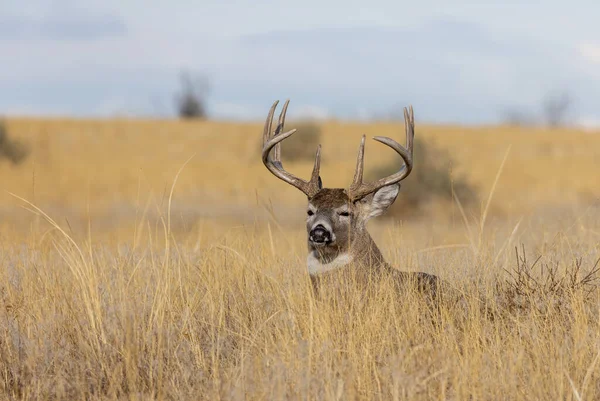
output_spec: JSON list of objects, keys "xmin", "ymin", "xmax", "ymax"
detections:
[{"xmin": 478, "ymin": 145, "xmax": 511, "ymax": 250}]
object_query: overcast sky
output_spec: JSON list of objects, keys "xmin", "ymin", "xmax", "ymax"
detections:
[{"xmin": 2, "ymin": 1, "xmax": 600, "ymax": 124}]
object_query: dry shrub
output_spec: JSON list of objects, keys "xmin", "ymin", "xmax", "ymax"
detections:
[
  {"xmin": 279, "ymin": 121, "xmax": 322, "ymax": 162},
  {"xmin": 367, "ymin": 136, "xmax": 477, "ymax": 217},
  {"xmin": 0, "ymin": 121, "xmax": 29, "ymax": 165},
  {"xmin": 498, "ymin": 245, "xmax": 600, "ymax": 315}
]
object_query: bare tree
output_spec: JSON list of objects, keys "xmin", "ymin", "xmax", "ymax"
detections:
[
  {"xmin": 542, "ymin": 91, "xmax": 572, "ymax": 128},
  {"xmin": 175, "ymin": 71, "xmax": 209, "ymax": 119}
]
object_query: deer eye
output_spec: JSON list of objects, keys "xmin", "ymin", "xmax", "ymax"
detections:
[
  {"xmin": 307, "ymin": 210, "xmax": 314, "ymax": 216},
  {"xmin": 338, "ymin": 211, "xmax": 350, "ymax": 217}
]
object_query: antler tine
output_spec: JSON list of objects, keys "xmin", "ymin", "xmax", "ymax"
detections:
[
  {"xmin": 349, "ymin": 135, "xmax": 366, "ymax": 192},
  {"xmin": 311, "ymin": 144, "xmax": 322, "ymax": 182},
  {"xmin": 347, "ymin": 105, "xmax": 416, "ymax": 202},
  {"xmin": 405, "ymin": 106, "xmax": 414, "ymax": 153},
  {"xmin": 272, "ymin": 99, "xmax": 290, "ymax": 165},
  {"xmin": 263, "ymin": 100, "xmax": 279, "ymax": 148},
  {"xmin": 261, "ymin": 100, "xmax": 322, "ymax": 198}
]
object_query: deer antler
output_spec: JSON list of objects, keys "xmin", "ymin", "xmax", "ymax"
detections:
[
  {"xmin": 262, "ymin": 100, "xmax": 322, "ymax": 198},
  {"xmin": 347, "ymin": 106, "xmax": 415, "ymax": 201}
]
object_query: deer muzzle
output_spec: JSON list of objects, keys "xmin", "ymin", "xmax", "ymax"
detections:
[{"xmin": 309, "ymin": 224, "xmax": 333, "ymax": 246}]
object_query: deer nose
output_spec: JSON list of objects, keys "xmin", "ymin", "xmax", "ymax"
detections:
[{"xmin": 309, "ymin": 224, "xmax": 331, "ymax": 244}]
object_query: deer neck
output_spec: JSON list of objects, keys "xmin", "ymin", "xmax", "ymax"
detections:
[{"xmin": 307, "ymin": 230, "xmax": 387, "ymax": 276}]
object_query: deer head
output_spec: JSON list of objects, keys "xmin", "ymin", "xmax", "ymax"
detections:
[{"xmin": 261, "ymin": 100, "xmax": 415, "ymax": 271}]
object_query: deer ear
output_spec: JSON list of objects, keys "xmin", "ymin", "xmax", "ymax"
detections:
[{"xmin": 365, "ymin": 184, "xmax": 400, "ymax": 219}]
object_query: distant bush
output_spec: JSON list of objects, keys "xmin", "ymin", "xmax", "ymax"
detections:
[
  {"xmin": 0, "ymin": 121, "xmax": 29, "ymax": 165},
  {"xmin": 366, "ymin": 136, "xmax": 477, "ymax": 216},
  {"xmin": 264, "ymin": 122, "xmax": 322, "ymax": 162},
  {"xmin": 175, "ymin": 71, "xmax": 209, "ymax": 119}
]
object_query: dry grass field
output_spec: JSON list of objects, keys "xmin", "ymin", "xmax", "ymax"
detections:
[{"xmin": 1, "ymin": 117, "xmax": 600, "ymax": 399}]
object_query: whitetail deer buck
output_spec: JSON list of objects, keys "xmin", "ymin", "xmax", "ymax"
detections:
[{"xmin": 261, "ymin": 100, "xmax": 439, "ymax": 296}]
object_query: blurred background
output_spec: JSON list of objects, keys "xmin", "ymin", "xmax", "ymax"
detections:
[{"xmin": 0, "ymin": 1, "xmax": 599, "ymax": 239}]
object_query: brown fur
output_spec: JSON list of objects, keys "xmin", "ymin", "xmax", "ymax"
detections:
[{"xmin": 306, "ymin": 188, "xmax": 439, "ymax": 297}]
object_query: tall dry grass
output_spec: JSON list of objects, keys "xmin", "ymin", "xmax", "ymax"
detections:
[{"xmin": 0, "ymin": 118, "xmax": 599, "ymax": 399}]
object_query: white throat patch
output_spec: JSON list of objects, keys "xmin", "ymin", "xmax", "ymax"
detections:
[{"xmin": 307, "ymin": 251, "xmax": 353, "ymax": 276}]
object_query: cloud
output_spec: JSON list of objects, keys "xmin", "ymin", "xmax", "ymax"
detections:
[
  {"xmin": 227, "ymin": 20, "xmax": 592, "ymax": 123},
  {"xmin": 576, "ymin": 116, "xmax": 600, "ymax": 130},
  {"xmin": 1, "ymin": 12, "xmax": 600, "ymax": 124},
  {"xmin": 0, "ymin": 12, "xmax": 127, "ymax": 41},
  {"xmin": 578, "ymin": 43, "xmax": 600, "ymax": 65}
]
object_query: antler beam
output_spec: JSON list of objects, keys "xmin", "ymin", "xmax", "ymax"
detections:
[
  {"xmin": 347, "ymin": 106, "xmax": 415, "ymax": 201},
  {"xmin": 261, "ymin": 100, "xmax": 322, "ymax": 198}
]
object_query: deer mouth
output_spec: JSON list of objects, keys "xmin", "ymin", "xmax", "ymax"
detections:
[
  {"xmin": 309, "ymin": 224, "xmax": 335, "ymax": 247},
  {"xmin": 309, "ymin": 237, "xmax": 334, "ymax": 247}
]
